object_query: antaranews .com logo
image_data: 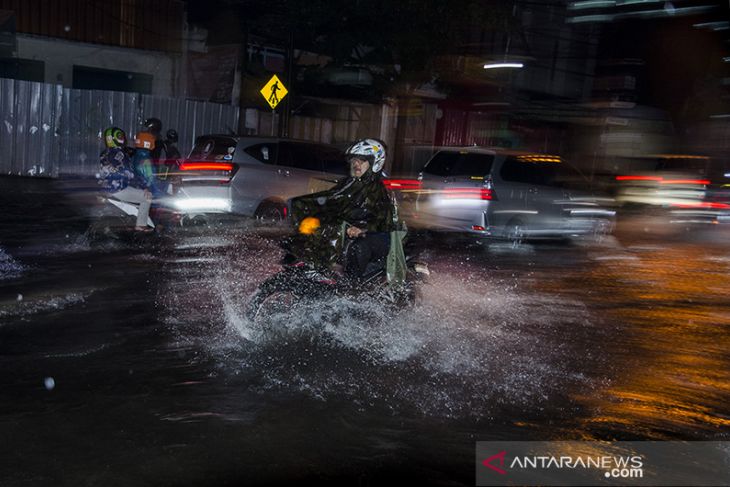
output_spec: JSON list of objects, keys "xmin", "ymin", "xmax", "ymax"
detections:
[
  {"xmin": 475, "ymin": 441, "xmax": 730, "ymax": 487},
  {"xmin": 482, "ymin": 449, "xmax": 643, "ymax": 479}
]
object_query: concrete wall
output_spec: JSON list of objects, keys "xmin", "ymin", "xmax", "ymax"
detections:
[{"xmin": 16, "ymin": 34, "xmax": 180, "ymax": 97}]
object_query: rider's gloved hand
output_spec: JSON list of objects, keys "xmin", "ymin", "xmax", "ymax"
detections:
[{"xmin": 346, "ymin": 226, "xmax": 365, "ymax": 238}]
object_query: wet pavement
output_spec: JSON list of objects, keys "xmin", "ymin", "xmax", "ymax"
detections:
[{"xmin": 1, "ymin": 176, "xmax": 729, "ymax": 486}]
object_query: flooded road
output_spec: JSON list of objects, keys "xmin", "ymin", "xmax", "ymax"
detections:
[{"xmin": 1, "ymin": 178, "xmax": 729, "ymax": 486}]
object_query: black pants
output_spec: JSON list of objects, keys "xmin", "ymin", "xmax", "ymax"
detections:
[{"xmin": 346, "ymin": 232, "xmax": 390, "ymax": 277}]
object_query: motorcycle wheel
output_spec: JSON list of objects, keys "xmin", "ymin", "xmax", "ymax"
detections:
[
  {"xmin": 86, "ymin": 215, "xmax": 133, "ymax": 242},
  {"xmin": 246, "ymin": 288, "xmax": 300, "ymax": 325}
]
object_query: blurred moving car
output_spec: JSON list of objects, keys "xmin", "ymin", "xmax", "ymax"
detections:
[
  {"xmin": 409, "ymin": 147, "xmax": 615, "ymax": 242},
  {"xmin": 614, "ymin": 155, "xmax": 713, "ymax": 207},
  {"xmin": 614, "ymin": 154, "xmax": 730, "ymax": 225},
  {"xmin": 158, "ymin": 136, "xmax": 346, "ymax": 222}
]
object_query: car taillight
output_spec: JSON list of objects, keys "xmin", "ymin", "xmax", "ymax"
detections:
[
  {"xmin": 672, "ymin": 201, "xmax": 730, "ymax": 209},
  {"xmin": 177, "ymin": 161, "xmax": 236, "ymax": 183},
  {"xmin": 443, "ymin": 188, "xmax": 494, "ymax": 200},
  {"xmin": 660, "ymin": 179, "xmax": 710, "ymax": 185},
  {"xmin": 383, "ymin": 179, "xmax": 422, "ymax": 191},
  {"xmin": 615, "ymin": 175, "xmax": 663, "ymax": 181},
  {"xmin": 179, "ymin": 162, "xmax": 234, "ymax": 171},
  {"xmin": 615, "ymin": 175, "xmax": 709, "ymax": 185}
]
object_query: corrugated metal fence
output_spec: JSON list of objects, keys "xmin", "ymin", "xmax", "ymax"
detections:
[
  {"xmin": 0, "ymin": 79, "xmax": 63, "ymax": 177},
  {"xmin": 1, "ymin": 77, "xmax": 239, "ymax": 177},
  {"xmin": 2, "ymin": 77, "xmax": 439, "ymax": 177}
]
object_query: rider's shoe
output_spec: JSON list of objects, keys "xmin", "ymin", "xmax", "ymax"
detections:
[{"xmin": 303, "ymin": 267, "xmax": 337, "ymax": 285}]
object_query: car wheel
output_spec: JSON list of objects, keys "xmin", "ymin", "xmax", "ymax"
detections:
[
  {"xmin": 255, "ymin": 202, "xmax": 286, "ymax": 225},
  {"xmin": 505, "ymin": 220, "xmax": 525, "ymax": 248},
  {"xmin": 591, "ymin": 218, "xmax": 614, "ymax": 244},
  {"xmin": 180, "ymin": 214, "xmax": 208, "ymax": 227}
]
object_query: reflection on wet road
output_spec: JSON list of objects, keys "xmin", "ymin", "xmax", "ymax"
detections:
[
  {"xmin": 549, "ymin": 245, "xmax": 730, "ymax": 439},
  {"xmin": 0, "ymin": 179, "xmax": 728, "ymax": 485}
]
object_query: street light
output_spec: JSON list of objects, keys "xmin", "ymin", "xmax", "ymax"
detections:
[{"xmin": 483, "ymin": 62, "xmax": 524, "ymax": 69}]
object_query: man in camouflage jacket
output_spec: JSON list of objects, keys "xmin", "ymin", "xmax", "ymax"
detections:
[{"xmin": 290, "ymin": 139, "xmax": 397, "ymax": 276}]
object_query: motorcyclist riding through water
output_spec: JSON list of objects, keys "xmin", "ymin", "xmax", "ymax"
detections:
[
  {"xmin": 247, "ymin": 138, "xmax": 429, "ymax": 322},
  {"xmin": 289, "ymin": 138, "xmax": 406, "ymax": 281},
  {"xmin": 97, "ymin": 127, "xmax": 154, "ymax": 232},
  {"xmin": 142, "ymin": 117, "xmax": 167, "ymax": 161}
]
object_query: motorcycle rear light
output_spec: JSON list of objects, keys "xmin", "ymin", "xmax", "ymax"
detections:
[
  {"xmin": 179, "ymin": 162, "xmax": 234, "ymax": 171},
  {"xmin": 443, "ymin": 188, "xmax": 493, "ymax": 200},
  {"xmin": 383, "ymin": 179, "xmax": 422, "ymax": 191}
]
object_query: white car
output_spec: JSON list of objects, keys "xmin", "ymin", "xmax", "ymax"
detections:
[{"xmin": 159, "ymin": 135, "xmax": 347, "ymax": 221}]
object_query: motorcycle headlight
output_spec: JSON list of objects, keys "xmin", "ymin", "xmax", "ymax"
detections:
[{"xmin": 298, "ymin": 217, "xmax": 321, "ymax": 235}]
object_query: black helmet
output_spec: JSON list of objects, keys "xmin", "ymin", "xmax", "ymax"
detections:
[
  {"xmin": 143, "ymin": 117, "xmax": 162, "ymax": 135},
  {"xmin": 166, "ymin": 129, "xmax": 178, "ymax": 143}
]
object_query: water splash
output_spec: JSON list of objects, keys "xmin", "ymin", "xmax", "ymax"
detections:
[
  {"xmin": 0, "ymin": 291, "xmax": 91, "ymax": 321},
  {"xmin": 160, "ymin": 231, "xmax": 602, "ymax": 419},
  {"xmin": 0, "ymin": 246, "xmax": 24, "ymax": 280}
]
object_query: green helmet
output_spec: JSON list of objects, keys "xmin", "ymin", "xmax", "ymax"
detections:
[{"xmin": 103, "ymin": 127, "xmax": 127, "ymax": 149}]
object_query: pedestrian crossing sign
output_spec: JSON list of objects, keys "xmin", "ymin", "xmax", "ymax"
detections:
[{"xmin": 260, "ymin": 74, "xmax": 288, "ymax": 109}]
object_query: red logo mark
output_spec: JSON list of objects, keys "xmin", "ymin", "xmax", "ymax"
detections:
[{"xmin": 482, "ymin": 451, "xmax": 507, "ymax": 475}]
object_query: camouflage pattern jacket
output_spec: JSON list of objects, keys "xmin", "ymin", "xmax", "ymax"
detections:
[
  {"xmin": 289, "ymin": 169, "xmax": 398, "ymax": 269},
  {"xmin": 291, "ymin": 169, "xmax": 396, "ymax": 232}
]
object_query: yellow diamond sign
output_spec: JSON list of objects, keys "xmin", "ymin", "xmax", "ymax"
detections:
[{"xmin": 260, "ymin": 74, "xmax": 288, "ymax": 109}]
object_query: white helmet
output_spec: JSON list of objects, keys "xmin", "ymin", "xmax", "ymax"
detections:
[{"xmin": 345, "ymin": 138, "xmax": 387, "ymax": 173}]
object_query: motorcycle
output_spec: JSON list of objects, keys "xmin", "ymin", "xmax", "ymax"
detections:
[
  {"xmin": 86, "ymin": 157, "xmax": 186, "ymax": 242},
  {"xmin": 84, "ymin": 193, "xmax": 157, "ymax": 242},
  {"xmin": 246, "ymin": 217, "xmax": 429, "ymax": 324}
]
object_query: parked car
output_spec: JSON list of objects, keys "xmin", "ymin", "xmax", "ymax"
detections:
[
  {"xmin": 412, "ymin": 147, "xmax": 615, "ymax": 242},
  {"xmin": 158, "ymin": 136, "xmax": 347, "ymax": 221}
]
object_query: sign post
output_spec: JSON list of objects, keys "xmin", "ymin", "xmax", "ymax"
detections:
[{"xmin": 260, "ymin": 74, "xmax": 288, "ymax": 136}]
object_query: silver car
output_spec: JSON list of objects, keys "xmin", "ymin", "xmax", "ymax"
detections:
[
  {"xmin": 412, "ymin": 147, "xmax": 615, "ymax": 242},
  {"xmin": 160, "ymin": 136, "xmax": 346, "ymax": 221}
]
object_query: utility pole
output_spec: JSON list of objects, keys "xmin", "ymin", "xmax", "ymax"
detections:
[{"xmin": 237, "ymin": 18, "xmax": 249, "ymax": 135}]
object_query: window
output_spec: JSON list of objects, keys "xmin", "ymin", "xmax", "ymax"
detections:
[
  {"xmin": 0, "ymin": 58, "xmax": 44, "ymax": 82},
  {"xmin": 188, "ymin": 136, "xmax": 237, "ymax": 161},
  {"xmin": 317, "ymin": 146, "xmax": 347, "ymax": 175},
  {"xmin": 655, "ymin": 158, "xmax": 709, "ymax": 176},
  {"xmin": 423, "ymin": 151, "xmax": 453, "ymax": 176},
  {"xmin": 278, "ymin": 142, "xmax": 323, "ymax": 172},
  {"xmin": 72, "ymin": 66, "xmax": 152, "ymax": 94},
  {"xmin": 423, "ymin": 151, "xmax": 493, "ymax": 177},
  {"xmin": 501, "ymin": 157, "xmax": 584, "ymax": 187},
  {"xmin": 244, "ymin": 143, "xmax": 278, "ymax": 164},
  {"xmin": 450, "ymin": 153, "xmax": 494, "ymax": 176},
  {"xmin": 551, "ymin": 163, "xmax": 588, "ymax": 189},
  {"xmin": 500, "ymin": 157, "xmax": 531, "ymax": 183}
]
